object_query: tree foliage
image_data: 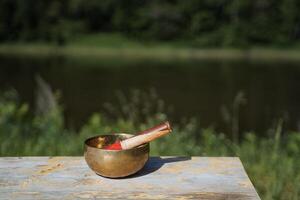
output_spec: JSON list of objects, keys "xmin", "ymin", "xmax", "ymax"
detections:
[{"xmin": 0, "ymin": 0, "xmax": 300, "ymax": 46}]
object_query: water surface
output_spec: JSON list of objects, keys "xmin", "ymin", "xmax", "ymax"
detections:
[{"xmin": 0, "ymin": 55, "xmax": 299, "ymax": 134}]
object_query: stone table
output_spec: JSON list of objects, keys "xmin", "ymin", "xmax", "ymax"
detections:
[{"xmin": 0, "ymin": 157, "xmax": 260, "ymax": 199}]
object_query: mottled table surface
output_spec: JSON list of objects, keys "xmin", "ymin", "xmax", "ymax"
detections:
[{"xmin": 0, "ymin": 157, "xmax": 260, "ymax": 200}]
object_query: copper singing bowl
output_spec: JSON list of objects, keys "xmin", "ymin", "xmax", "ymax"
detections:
[{"xmin": 84, "ymin": 133, "xmax": 149, "ymax": 178}]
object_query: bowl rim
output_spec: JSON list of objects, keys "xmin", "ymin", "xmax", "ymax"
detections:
[{"xmin": 84, "ymin": 133, "xmax": 149, "ymax": 152}]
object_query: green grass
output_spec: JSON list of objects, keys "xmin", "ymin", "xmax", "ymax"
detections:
[
  {"xmin": 0, "ymin": 89, "xmax": 299, "ymax": 199},
  {"xmin": 1, "ymin": 33, "xmax": 300, "ymax": 62},
  {"xmin": 71, "ymin": 33, "xmax": 145, "ymax": 48}
]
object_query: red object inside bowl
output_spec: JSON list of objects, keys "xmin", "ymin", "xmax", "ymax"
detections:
[{"xmin": 104, "ymin": 141, "xmax": 122, "ymax": 150}]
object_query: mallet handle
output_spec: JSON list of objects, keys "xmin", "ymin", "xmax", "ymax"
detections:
[{"xmin": 120, "ymin": 129, "xmax": 171, "ymax": 150}]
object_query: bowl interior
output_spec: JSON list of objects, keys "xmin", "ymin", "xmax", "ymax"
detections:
[{"xmin": 85, "ymin": 134, "xmax": 147, "ymax": 150}]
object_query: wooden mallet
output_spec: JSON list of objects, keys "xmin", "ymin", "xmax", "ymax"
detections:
[{"xmin": 104, "ymin": 121, "xmax": 172, "ymax": 150}]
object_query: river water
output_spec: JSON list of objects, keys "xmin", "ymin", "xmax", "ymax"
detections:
[{"xmin": 0, "ymin": 55, "xmax": 299, "ymax": 134}]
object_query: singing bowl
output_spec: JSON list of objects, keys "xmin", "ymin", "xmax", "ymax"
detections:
[{"xmin": 84, "ymin": 133, "xmax": 149, "ymax": 178}]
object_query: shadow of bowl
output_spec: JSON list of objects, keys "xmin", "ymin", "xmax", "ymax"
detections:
[{"xmin": 124, "ymin": 156, "xmax": 191, "ymax": 179}]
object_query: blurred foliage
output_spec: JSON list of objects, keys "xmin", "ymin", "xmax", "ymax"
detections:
[
  {"xmin": 0, "ymin": 89, "xmax": 299, "ymax": 199},
  {"xmin": 0, "ymin": 0, "xmax": 300, "ymax": 47}
]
